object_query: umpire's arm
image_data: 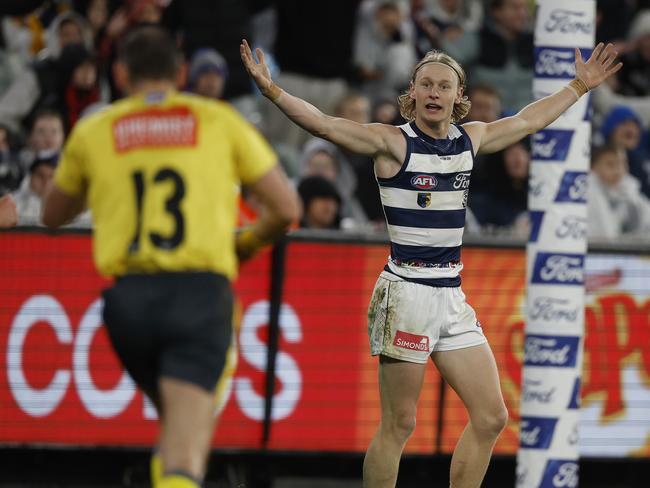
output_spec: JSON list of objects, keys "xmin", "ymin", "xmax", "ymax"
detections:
[{"xmin": 42, "ymin": 185, "xmax": 85, "ymax": 229}]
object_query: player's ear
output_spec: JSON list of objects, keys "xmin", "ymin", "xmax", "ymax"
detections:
[
  {"xmin": 408, "ymin": 80, "xmax": 416, "ymax": 101},
  {"xmin": 176, "ymin": 61, "xmax": 188, "ymax": 89},
  {"xmin": 456, "ymin": 85, "xmax": 464, "ymax": 104},
  {"xmin": 113, "ymin": 61, "xmax": 129, "ymax": 94}
]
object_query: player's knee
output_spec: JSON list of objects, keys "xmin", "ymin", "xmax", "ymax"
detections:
[
  {"xmin": 387, "ymin": 409, "xmax": 417, "ymax": 441},
  {"xmin": 472, "ymin": 405, "xmax": 508, "ymax": 439}
]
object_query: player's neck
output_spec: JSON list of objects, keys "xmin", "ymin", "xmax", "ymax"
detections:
[
  {"xmin": 129, "ymin": 80, "xmax": 177, "ymax": 96},
  {"xmin": 414, "ymin": 117, "xmax": 451, "ymax": 140}
]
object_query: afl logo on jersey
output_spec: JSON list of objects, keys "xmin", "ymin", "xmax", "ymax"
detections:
[{"xmin": 410, "ymin": 174, "xmax": 437, "ymax": 190}]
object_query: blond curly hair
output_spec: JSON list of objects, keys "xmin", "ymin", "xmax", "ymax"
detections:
[{"xmin": 397, "ymin": 51, "xmax": 471, "ymax": 123}]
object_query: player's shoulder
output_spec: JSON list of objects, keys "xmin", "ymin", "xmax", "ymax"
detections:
[{"xmin": 172, "ymin": 92, "xmax": 240, "ymax": 120}]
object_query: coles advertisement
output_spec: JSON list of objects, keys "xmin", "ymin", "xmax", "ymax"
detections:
[{"xmin": 0, "ymin": 232, "xmax": 648, "ymax": 456}]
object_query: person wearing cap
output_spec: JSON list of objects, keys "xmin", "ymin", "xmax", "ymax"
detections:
[
  {"xmin": 297, "ymin": 175, "xmax": 342, "ymax": 229},
  {"xmin": 187, "ymin": 48, "xmax": 229, "ymax": 100},
  {"xmin": 601, "ymin": 105, "xmax": 650, "ymax": 198}
]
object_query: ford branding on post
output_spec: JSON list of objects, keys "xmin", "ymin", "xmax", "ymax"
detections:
[
  {"xmin": 524, "ymin": 335, "xmax": 580, "ymax": 368},
  {"xmin": 519, "ymin": 416, "xmax": 558, "ymax": 449},
  {"xmin": 555, "ymin": 215, "xmax": 588, "ymax": 240},
  {"xmin": 554, "ymin": 172, "xmax": 588, "ymax": 203},
  {"xmin": 539, "ymin": 460, "xmax": 579, "ymax": 488},
  {"xmin": 535, "ymin": 47, "xmax": 574, "ymax": 79},
  {"xmin": 532, "ymin": 129, "xmax": 573, "ymax": 161},
  {"xmin": 531, "ymin": 252, "xmax": 585, "ymax": 285},
  {"xmin": 530, "ymin": 296, "xmax": 579, "ymax": 324},
  {"xmin": 543, "ymin": 9, "xmax": 593, "ymax": 35}
]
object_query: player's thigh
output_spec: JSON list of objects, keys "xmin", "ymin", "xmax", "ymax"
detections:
[
  {"xmin": 431, "ymin": 343, "xmax": 505, "ymax": 418},
  {"xmin": 160, "ymin": 272, "xmax": 234, "ymax": 394},
  {"xmin": 377, "ymin": 355, "xmax": 427, "ymax": 422}
]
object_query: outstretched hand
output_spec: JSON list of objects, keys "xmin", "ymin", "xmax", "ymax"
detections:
[
  {"xmin": 575, "ymin": 42, "xmax": 622, "ymax": 89},
  {"xmin": 240, "ymin": 39, "xmax": 277, "ymax": 99}
]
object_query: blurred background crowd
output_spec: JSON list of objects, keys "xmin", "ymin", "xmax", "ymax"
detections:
[{"xmin": 1, "ymin": 0, "xmax": 649, "ymax": 241}]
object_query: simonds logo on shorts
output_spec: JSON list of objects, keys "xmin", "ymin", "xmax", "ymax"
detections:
[
  {"xmin": 519, "ymin": 416, "xmax": 558, "ymax": 449},
  {"xmin": 524, "ymin": 335, "xmax": 580, "ymax": 368},
  {"xmin": 393, "ymin": 331, "xmax": 430, "ymax": 352},
  {"xmin": 540, "ymin": 460, "xmax": 578, "ymax": 488},
  {"xmin": 531, "ymin": 252, "xmax": 584, "ymax": 285}
]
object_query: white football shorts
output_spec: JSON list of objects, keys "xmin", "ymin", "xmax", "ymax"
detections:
[{"xmin": 367, "ymin": 271, "xmax": 487, "ymax": 363}]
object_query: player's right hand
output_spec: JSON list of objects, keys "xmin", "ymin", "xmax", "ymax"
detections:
[{"xmin": 240, "ymin": 39, "xmax": 276, "ymax": 98}]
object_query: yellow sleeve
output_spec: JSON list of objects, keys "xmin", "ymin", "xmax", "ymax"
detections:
[
  {"xmin": 225, "ymin": 106, "xmax": 277, "ymax": 184},
  {"xmin": 54, "ymin": 125, "xmax": 87, "ymax": 196}
]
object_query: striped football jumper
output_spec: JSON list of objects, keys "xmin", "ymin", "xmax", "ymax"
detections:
[{"xmin": 378, "ymin": 121, "xmax": 474, "ymax": 287}]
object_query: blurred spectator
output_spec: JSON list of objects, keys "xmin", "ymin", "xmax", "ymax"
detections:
[
  {"xmin": 0, "ymin": 11, "xmax": 94, "ymax": 132},
  {"xmin": 297, "ymin": 175, "xmax": 342, "ymax": 230},
  {"xmin": 601, "ymin": 105, "xmax": 650, "ymax": 198},
  {"xmin": 0, "ymin": 124, "xmax": 24, "ymax": 194},
  {"xmin": 0, "ymin": 2, "xmax": 72, "ymax": 65},
  {"xmin": 442, "ymin": 0, "xmax": 533, "ymax": 113},
  {"xmin": 41, "ymin": 10, "xmax": 94, "ymax": 60},
  {"xmin": 21, "ymin": 109, "xmax": 65, "ymax": 164},
  {"xmin": 588, "ymin": 144, "xmax": 650, "ymax": 239},
  {"xmin": 595, "ymin": 0, "xmax": 635, "ymax": 47},
  {"xmin": 262, "ymin": 0, "xmax": 362, "ymax": 149},
  {"xmin": 187, "ymin": 48, "xmax": 228, "ymax": 99},
  {"xmin": 334, "ymin": 90, "xmax": 383, "ymax": 224},
  {"xmin": 372, "ymin": 97, "xmax": 403, "ymax": 125},
  {"xmin": 72, "ymin": 0, "xmax": 118, "ymax": 50},
  {"xmin": 12, "ymin": 151, "xmax": 59, "ymax": 225},
  {"xmin": 100, "ymin": 0, "xmax": 167, "ymax": 99},
  {"xmin": 354, "ymin": 0, "xmax": 416, "ymax": 102},
  {"xmin": 299, "ymin": 137, "xmax": 368, "ymax": 228},
  {"xmin": 49, "ymin": 43, "xmax": 101, "ymax": 130},
  {"xmin": 468, "ymin": 138, "xmax": 529, "ymax": 235},
  {"xmin": 163, "ymin": 0, "xmax": 266, "ymax": 122},
  {"xmin": 464, "ymin": 83, "xmax": 501, "ymax": 123},
  {"xmin": 616, "ymin": 9, "xmax": 650, "ymax": 97},
  {"xmin": 411, "ymin": 0, "xmax": 483, "ymax": 55}
]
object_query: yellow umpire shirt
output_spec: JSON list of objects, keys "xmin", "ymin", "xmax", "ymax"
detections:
[{"xmin": 54, "ymin": 90, "xmax": 277, "ymax": 279}]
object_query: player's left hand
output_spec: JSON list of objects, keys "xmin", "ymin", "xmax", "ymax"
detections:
[{"xmin": 575, "ymin": 42, "xmax": 623, "ymax": 89}]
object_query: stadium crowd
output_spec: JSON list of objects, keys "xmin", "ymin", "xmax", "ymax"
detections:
[{"xmin": 1, "ymin": 0, "xmax": 650, "ymax": 239}]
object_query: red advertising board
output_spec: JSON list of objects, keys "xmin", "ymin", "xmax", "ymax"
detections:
[{"xmin": 1, "ymin": 231, "xmax": 649, "ymax": 456}]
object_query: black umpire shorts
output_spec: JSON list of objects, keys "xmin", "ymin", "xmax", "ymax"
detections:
[{"xmin": 102, "ymin": 272, "xmax": 233, "ymax": 396}]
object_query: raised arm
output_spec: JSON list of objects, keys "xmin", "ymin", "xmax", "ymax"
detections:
[
  {"xmin": 463, "ymin": 43, "xmax": 622, "ymax": 155},
  {"xmin": 240, "ymin": 40, "xmax": 392, "ymax": 157}
]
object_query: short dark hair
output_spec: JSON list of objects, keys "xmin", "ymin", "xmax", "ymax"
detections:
[{"xmin": 118, "ymin": 25, "xmax": 181, "ymax": 83}]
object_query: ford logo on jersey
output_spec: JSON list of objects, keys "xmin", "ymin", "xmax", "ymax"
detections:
[
  {"xmin": 544, "ymin": 9, "xmax": 593, "ymax": 35},
  {"xmin": 410, "ymin": 174, "xmax": 437, "ymax": 190},
  {"xmin": 532, "ymin": 129, "xmax": 573, "ymax": 161},
  {"xmin": 519, "ymin": 416, "xmax": 558, "ymax": 449},
  {"xmin": 524, "ymin": 335, "xmax": 580, "ymax": 368},
  {"xmin": 540, "ymin": 460, "xmax": 578, "ymax": 488},
  {"xmin": 531, "ymin": 252, "xmax": 584, "ymax": 285}
]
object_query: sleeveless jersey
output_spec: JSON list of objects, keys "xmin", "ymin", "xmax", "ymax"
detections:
[{"xmin": 377, "ymin": 121, "xmax": 474, "ymax": 287}]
